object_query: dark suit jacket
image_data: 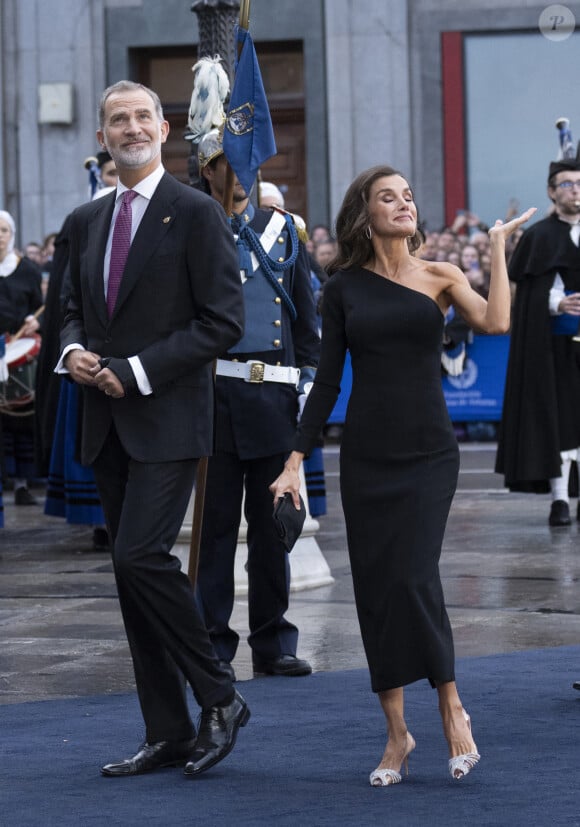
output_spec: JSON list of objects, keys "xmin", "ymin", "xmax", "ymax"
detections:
[{"xmin": 61, "ymin": 171, "xmax": 244, "ymax": 465}]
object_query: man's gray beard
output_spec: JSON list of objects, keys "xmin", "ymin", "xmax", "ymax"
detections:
[{"xmin": 116, "ymin": 143, "xmax": 160, "ymax": 169}]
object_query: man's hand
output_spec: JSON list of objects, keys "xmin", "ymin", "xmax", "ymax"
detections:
[
  {"xmin": 559, "ymin": 292, "xmax": 580, "ymax": 316},
  {"xmin": 20, "ymin": 315, "xmax": 40, "ymax": 337},
  {"xmin": 88, "ymin": 364, "xmax": 126, "ymax": 399},
  {"xmin": 64, "ymin": 350, "xmax": 101, "ymax": 386}
]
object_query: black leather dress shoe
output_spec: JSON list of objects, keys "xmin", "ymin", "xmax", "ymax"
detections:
[
  {"xmin": 183, "ymin": 690, "xmax": 250, "ymax": 777},
  {"xmin": 101, "ymin": 738, "xmax": 196, "ymax": 776},
  {"xmin": 252, "ymin": 654, "xmax": 312, "ymax": 677},
  {"xmin": 573, "ymin": 681, "xmax": 580, "ymax": 691},
  {"xmin": 218, "ymin": 659, "xmax": 236, "ymax": 682},
  {"xmin": 549, "ymin": 500, "xmax": 571, "ymax": 527}
]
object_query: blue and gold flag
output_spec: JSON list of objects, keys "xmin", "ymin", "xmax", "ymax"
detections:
[{"xmin": 223, "ymin": 26, "xmax": 277, "ymax": 195}]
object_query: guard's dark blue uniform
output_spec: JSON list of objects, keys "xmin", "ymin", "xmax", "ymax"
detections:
[{"xmin": 196, "ymin": 205, "xmax": 320, "ymax": 666}]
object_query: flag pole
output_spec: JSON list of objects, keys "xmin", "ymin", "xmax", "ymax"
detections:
[
  {"xmin": 188, "ymin": 0, "xmax": 251, "ymax": 587},
  {"xmin": 222, "ymin": 0, "xmax": 250, "ymax": 216}
]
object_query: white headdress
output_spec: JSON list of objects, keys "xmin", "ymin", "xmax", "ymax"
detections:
[
  {"xmin": 259, "ymin": 182, "xmax": 285, "ymax": 209},
  {"xmin": 0, "ymin": 210, "xmax": 16, "ymax": 253},
  {"xmin": 188, "ymin": 55, "xmax": 230, "ymax": 140},
  {"xmin": 0, "ymin": 209, "xmax": 18, "ymax": 277}
]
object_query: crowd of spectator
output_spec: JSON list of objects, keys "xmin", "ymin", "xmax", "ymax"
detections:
[{"xmin": 21, "ymin": 234, "xmax": 56, "ymax": 297}]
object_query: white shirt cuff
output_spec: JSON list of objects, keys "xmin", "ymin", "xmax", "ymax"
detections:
[
  {"xmin": 54, "ymin": 346, "xmax": 151, "ymax": 396},
  {"xmin": 128, "ymin": 355, "xmax": 152, "ymax": 395},
  {"xmin": 549, "ymin": 273, "xmax": 565, "ymax": 316},
  {"xmin": 55, "ymin": 343, "xmax": 85, "ymax": 373}
]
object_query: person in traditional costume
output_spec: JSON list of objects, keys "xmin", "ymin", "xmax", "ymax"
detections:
[
  {"xmin": 0, "ymin": 210, "xmax": 43, "ymax": 506},
  {"xmin": 496, "ymin": 120, "xmax": 580, "ymax": 527},
  {"xmin": 195, "ymin": 123, "xmax": 320, "ymax": 680}
]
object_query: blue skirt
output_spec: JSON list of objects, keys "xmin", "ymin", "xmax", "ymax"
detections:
[
  {"xmin": 44, "ymin": 382, "xmax": 104, "ymax": 525},
  {"xmin": 303, "ymin": 445, "xmax": 327, "ymax": 517}
]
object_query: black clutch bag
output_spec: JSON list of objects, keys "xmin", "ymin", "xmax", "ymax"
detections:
[{"xmin": 272, "ymin": 493, "xmax": 306, "ymax": 552}]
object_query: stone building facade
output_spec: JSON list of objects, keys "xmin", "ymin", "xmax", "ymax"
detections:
[{"xmin": 1, "ymin": 0, "xmax": 579, "ymax": 246}]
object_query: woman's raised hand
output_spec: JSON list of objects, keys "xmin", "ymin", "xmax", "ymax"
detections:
[{"xmin": 488, "ymin": 207, "xmax": 537, "ymax": 241}]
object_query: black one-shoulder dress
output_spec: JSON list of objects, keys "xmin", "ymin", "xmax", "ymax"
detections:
[{"xmin": 295, "ymin": 267, "xmax": 458, "ymax": 692}]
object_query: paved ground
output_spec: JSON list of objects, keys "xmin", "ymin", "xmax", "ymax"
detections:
[{"xmin": 1, "ymin": 442, "xmax": 580, "ymax": 705}]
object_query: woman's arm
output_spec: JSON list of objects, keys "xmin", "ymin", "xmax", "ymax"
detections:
[
  {"xmin": 270, "ymin": 274, "xmax": 347, "ymax": 508},
  {"xmin": 269, "ymin": 450, "xmax": 305, "ymax": 509},
  {"xmin": 446, "ymin": 207, "xmax": 536, "ymax": 333}
]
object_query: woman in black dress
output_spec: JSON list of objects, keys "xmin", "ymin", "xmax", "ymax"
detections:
[{"xmin": 270, "ymin": 166, "xmax": 534, "ymax": 786}]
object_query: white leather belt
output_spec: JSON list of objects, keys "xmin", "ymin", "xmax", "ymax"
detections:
[{"xmin": 216, "ymin": 359, "xmax": 300, "ymax": 388}]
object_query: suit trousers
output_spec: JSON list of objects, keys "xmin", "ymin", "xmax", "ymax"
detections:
[
  {"xmin": 92, "ymin": 425, "xmax": 232, "ymax": 743},
  {"xmin": 196, "ymin": 451, "xmax": 299, "ymax": 664}
]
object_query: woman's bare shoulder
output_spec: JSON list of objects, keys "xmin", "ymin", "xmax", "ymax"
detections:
[{"xmin": 413, "ymin": 257, "xmax": 465, "ymax": 285}]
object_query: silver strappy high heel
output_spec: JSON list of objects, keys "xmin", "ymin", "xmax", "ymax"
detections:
[
  {"xmin": 448, "ymin": 710, "xmax": 480, "ymax": 780},
  {"xmin": 369, "ymin": 732, "xmax": 416, "ymax": 787}
]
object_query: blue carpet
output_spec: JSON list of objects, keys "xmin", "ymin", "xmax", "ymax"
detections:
[{"xmin": 2, "ymin": 646, "xmax": 580, "ymax": 827}]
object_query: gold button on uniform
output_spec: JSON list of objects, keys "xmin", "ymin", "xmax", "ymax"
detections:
[
  {"xmin": 275, "ymin": 297, "xmax": 281, "ymax": 304},
  {"xmin": 278, "ymin": 236, "xmax": 284, "ymax": 243},
  {"xmin": 278, "ymin": 257, "xmax": 284, "ymax": 263},
  {"xmin": 277, "ymin": 277, "xmax": 283, "ymax": 284},
  {"xmin": 273, "ymin": 320, "xmax": 281, "ymax": 327},
  {"xmin": 273, "ymin": 339, "xmax": 281, "ymax": 347}
]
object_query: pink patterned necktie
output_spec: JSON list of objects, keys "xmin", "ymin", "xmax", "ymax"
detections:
[{"xmin": 107, "ymin": 189, "xmax": 138, "ymax": 317}]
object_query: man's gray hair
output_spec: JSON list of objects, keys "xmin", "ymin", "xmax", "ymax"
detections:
[{"xmin": 98, "ymin": 81, "xmax": 164, "ymax": 128}]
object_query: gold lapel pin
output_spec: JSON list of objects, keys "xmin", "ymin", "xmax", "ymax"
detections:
[{"xmin": 163, "ymin": 216, "xmax": 171, "ymax": 224}]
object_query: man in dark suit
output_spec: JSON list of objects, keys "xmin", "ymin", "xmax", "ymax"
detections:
[
  {"xmin": 59, "ymin": 80, "xmax": 248, "ymax": 778},
  {"xmin": 194, "ymin": 129, "xmax": 320, "ymax": 680}
]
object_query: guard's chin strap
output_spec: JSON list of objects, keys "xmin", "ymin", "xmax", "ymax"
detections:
[{"xmin": 234, "ymin": 214, "xmax": 299, "ymax": 321}]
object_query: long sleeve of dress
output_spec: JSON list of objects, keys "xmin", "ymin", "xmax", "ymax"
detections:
[{"xmin": 294, "ymin": 274, "xmax": 347, "ymax": 455}]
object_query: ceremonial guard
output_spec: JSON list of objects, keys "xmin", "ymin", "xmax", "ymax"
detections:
[
  {"xmin": 196, "ymin": 127, "xmax": 320, "ymax": 679},
  {"xmin": 496, "ymin": 119, "xmax": 580, "ymax": 526}
]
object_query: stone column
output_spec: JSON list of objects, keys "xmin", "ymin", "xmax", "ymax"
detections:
[
  {"xmin": 191, "ymin": 0, "xmax": 239, "ymax": 68},
  {"xmin": 324, "ymin": 0, "xmax": 412, "ymax": 221}
]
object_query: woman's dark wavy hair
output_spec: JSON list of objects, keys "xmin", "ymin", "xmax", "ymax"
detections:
[{"xmin": 327, "ymin": 165, "xmax": 424, "ymax": 274}]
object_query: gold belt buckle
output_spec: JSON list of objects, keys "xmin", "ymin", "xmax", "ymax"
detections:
[{"xmin": 248, "ymin": 361, "xmax": 265, "ymax": 383}]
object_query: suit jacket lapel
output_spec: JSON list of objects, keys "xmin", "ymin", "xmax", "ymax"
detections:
[
  {"xmin": 87, "ymin": 193, "xmax": 115, "ymax": 327},
  {"xmin": 111, "ymin": 173, "xmax": 179, "ymax": 319}
]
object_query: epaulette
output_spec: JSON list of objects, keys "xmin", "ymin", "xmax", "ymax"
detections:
[{"xmin": 273, "ymin": 206, "xmax": 309, "ymax": 245}]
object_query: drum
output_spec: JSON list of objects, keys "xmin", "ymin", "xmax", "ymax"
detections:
[{"xmin": 0, "ymin": 335, "xmax": 41, "ymax": 414}]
